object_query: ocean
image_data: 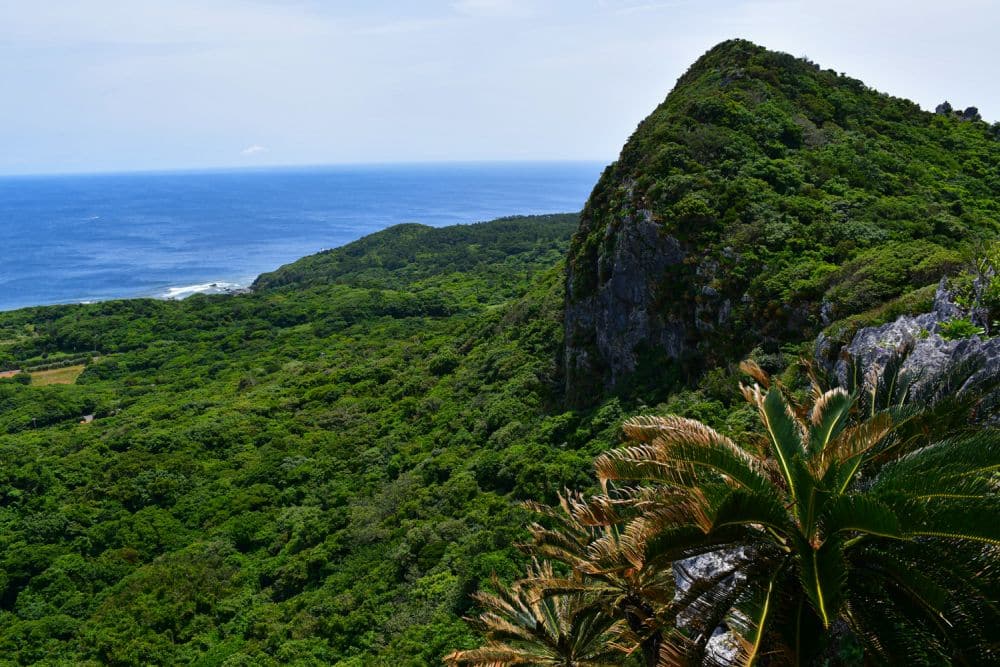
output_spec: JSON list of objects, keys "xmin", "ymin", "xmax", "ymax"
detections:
[{"xmin": 0, "ymin": 161, "xmax": 604, "ymax": 312}]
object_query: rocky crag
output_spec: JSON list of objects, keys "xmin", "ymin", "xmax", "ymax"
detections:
[
  {"xmin": 816, "ymin": 277, "xmax": 1000, "ymax": 406},
  {"xmin": 563, "ymin": 39, "xmax": 1000, "ymax": 403}
]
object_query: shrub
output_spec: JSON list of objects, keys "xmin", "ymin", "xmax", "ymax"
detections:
[{"xmin": 938, "ymin": 317, "xmax": 985, "ymax": 340}]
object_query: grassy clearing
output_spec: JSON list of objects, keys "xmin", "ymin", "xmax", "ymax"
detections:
[{"xmin": 29, "ymin": 365, "xmax": 86, "ymax": 386}]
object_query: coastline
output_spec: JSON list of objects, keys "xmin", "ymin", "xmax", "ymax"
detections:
[
  {"xmin": 0, "ymin": 162, "xmax": 602, "ymax": 314},
  {"xmin": 160, "ymin": 281, "xmax": 252, "ymax": 300},
  {"xmin": 0, "ymin": 278, "xmax": 257, "ymax": 314}
]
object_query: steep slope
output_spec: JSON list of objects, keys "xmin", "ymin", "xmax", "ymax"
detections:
[{"xmin": 565, "ymin": 39, "xmax": 1000, "ymax": 403}]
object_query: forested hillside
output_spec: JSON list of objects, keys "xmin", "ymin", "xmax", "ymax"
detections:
[
  {"xmin": 1, "ymin": 40, "xmax": 999, "ymax": 666},
  {"xmin": 0, "ymin": 214, "xmax": 651, "ymax": 664},
  {"xmin": 565, "ymin": 39, "xmax": 1000, "ymax": 401}
]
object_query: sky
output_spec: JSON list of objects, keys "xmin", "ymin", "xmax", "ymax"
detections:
[{"xmin": 1, "ymin": 0, "xmax": 997, "ymax": 175}]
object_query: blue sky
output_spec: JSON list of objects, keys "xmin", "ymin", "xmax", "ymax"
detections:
[{"xmin": 1, "ymin": 0, "xmax": 997, "ymax": 175}]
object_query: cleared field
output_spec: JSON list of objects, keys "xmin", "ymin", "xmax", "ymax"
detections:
[{"xmin": 29, "ymin": 365, "xmax": 86, "ymax": 386}]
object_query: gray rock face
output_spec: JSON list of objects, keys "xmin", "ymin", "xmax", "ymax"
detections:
[
  {"xmin": 564, "ymin": 209, "xmax": 687, "ymax": 397},
  {"xmin": 962, "ymin": 106, "xmax": 982, "ymax": 122},
  {"xmin": 817, "ymin": 279, "xmax": 1000, "ymax": 400},
  {"xmin": 674, "ymin": 549, "xmax": 744, "ymax": 664}
]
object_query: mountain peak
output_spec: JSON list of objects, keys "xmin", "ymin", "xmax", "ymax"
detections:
[{"xmin": 564, "ymin": 40, "xmax": 999, "ymax": 404}]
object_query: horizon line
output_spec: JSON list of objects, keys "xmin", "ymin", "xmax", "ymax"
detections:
[{"xmin": 0, "ymin": 158, "xmax": 613, "ymax": 180}]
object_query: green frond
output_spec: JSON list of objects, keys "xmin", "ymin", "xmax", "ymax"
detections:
[
  {"xmin": 872, "ymin": 431, "xmax": 1000, "ymax": 488},
  {"xmin": 820, "ymin": 494, "xmax": 903, "ymax": 540},
  {"xmin": 850, "ymin": 546, "xmax": 954, "ymax": 622},
  {"xmin": 847, "ymin": 539, "xmax": 1000, "ymax": 663},
  {"xmin": 796, "ymin": 535, "xmax": 846, "ymax": 628},
  {"xmin": 876, "ymin": 472, "xmax": 1000, "ymax": 545},
  {"xmin": 843, "ymin": 595, "xmax": 948, "ymax": 666},
  {"xmin": 851, "ymin": 539, "xmax": 1000, "ymax": 643},
  {"xmin": 695, "ymin": 486, "xmax": 793, "ymax": 537},
  {"xmin": 742, "ymin": 570, "xmax": 782, "ymax": 667},
  {"xmin": 758, "ymin": 388, "xmax": 806, "ymax": 506},
  {"xmin": 807, "ymin": 388, "xmax": 852, "ymax": 457}
]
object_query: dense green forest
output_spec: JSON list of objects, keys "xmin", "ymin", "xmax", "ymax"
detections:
[
  {"xmin": 0, "ymin": 214, "xmax": 643, "ymax": 665},
  {"xmin": 2, "ymin": 40, "xmax": 999, "ymax": 666}
]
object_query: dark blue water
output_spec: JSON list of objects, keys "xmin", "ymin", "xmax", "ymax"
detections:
[{"xmin": 0, "ymin": 162, "xmax": 603, "ymax": 311}]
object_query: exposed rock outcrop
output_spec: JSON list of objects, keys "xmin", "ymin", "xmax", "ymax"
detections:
[
  {"xmin": 674, "ymin": 549, "xmax": 744, "ymax": 664},
  {"xmin": 816, "ymin": 279, "xmax": 1000, "ymax": 401},
  {"xmin": 564, "ymin": 208, "xmax": 688, "ymax": 401}
]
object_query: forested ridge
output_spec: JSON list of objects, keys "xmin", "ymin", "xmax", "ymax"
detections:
[{"xmin": 1, "ymin": 40, "xmax": 1000, "ymax": 666}]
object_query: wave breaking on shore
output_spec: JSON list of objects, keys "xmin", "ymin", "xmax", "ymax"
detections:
[{"xmin": 160, "ymin": 281, "xmax": 249, "ymax": 300}]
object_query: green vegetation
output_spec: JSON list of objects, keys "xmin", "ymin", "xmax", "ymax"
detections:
[
  {"xmin": 0, "ymin": 215, "xmax": 625, "ymax": 665},
  {"xmin": 454, "ymin": 355, "xmax": 1000, "ymax": 665},
  {"xmin": 938, "ymin": 317, "xmax": 986, "ymax": 340},
  {"xmin": 569, "ymin": 39, "xmax": 1000, "ymax": 366},
  {"xmin": 2, "ymin": 39, "xmax": 999, "ymax": 667}
]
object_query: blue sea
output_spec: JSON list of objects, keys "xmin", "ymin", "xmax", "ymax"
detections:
[{"xmin": 0, "ymin": 162, "xmax": 604, "ymax": 312}]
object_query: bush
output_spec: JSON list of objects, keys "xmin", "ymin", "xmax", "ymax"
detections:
[{"xmin": 938, "ymin": 317, "xmax": 985, "ymax": 340}]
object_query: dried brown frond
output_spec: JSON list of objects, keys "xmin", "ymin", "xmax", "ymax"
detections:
[
  {"xmin": 562, "ymin": 492, "xmax": 622, "ymax": 526},
  {"xmin": 740, "ymin": 382, "xmax": 766, "ymax": 410},
  {"xmin": 580, "ymin": 532, "xmax": 634, "ymax": 572},
  {"xmin": 821, "ymin": 412, "xmax": 894, "ymax": 472},
  {"xmin": 810, "ymin": 388, "xmax": 850, "ymax": 427},
  {"xmin": 739, "ymin": 359, "xmax": 771, "ymax": 388},
  {"xmin": 685, "ymin": 487, "xmax": 714, "ymax": 534},
  {"xmin": 649, "ymin": 415, "xmax": 768, "ymax": 477},
  {"xmin": 621, "ymin": 414, "xmax": 675, "ymax": 442},
  {"xmin": 801, "ymin": 357, "xmax": 825, "ymax": 404},
  {"xmin": 443, "ymin": 642, "xmax": 532, "ymax": 666},
  {"xmin": 594, "ymin": 444, "xmax": 681, "ymax": 485},
  {"xmin": 520, "ymin": 499, "xmax": 558, "ymax": 518},
  {"xmin": 657, "ymin": 629, "xmax": 701, "ymax": 667},
  {"xmin": 571, "ymin": 493, "xmax": 638, "ymax": 526},
  {"xmin": 648, "ymin": 415, "xmax": 735, "ymax": 447}
]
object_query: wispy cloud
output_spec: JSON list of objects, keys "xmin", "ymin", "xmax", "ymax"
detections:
[{"xmin": 2, "ymin": 0, "xmax": 998, "ymax": 174}]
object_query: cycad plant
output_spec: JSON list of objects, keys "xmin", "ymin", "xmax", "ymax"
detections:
[
  {"xmin": 521, "ymin": 494, "xmax": 676, "ymax": 666},
  {"xmin": 589, "ymin": 359, "xmax": 999, "ymax": 664},
  {"xmin": 449, "ymin": 353, "xmax": 1000, "ymax": 665},
  {"xmin": 443, "ymin": 559, "xmax": 635, "ymax": 667}
]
